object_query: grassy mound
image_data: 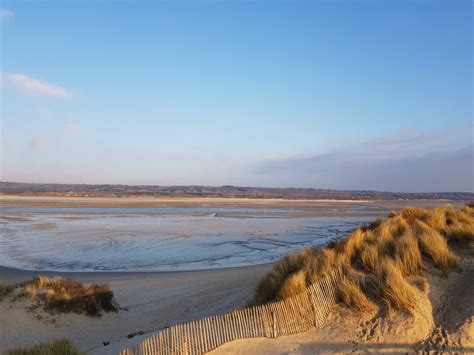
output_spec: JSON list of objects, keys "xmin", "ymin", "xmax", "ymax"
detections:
[
  {"xmin": 5, "ymin": 339, "xmax": 83, "ymax": 355},
  {"xmin": 0, "ymin": 282, "xmax": 13, "ymax": 300},
  {"xmin": 23, "ymin": 276, "xmax": 117, "ymax": 317},
  {"xmin": 250, "ymin": 205, "xmax": 474, "ymax": 314}
]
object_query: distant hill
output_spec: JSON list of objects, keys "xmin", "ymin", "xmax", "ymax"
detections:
[{"xmin": 0, "ymin": 182, "xmax": 472, "ymax": 201}]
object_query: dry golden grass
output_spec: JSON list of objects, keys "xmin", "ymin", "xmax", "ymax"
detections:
[
  {"xmin": 5, "ymin": 339, "xmax": 83, "ymax": 355},
  {"xmin": 277, "ymin": 270, "xmax": 307, "ymax": 300},
  {"xmin": 249, "ymin": 248, "xmax": 316, "ymax": 306},
  {"xmin": 23, "ymin": 276, "xmax": 117, "ymax": 317},
  {"xmin": 338, "ymin": 276, "xmax": 376, "ymax": 312},
  {"xmin": 0, "ymin": 282, "xmax": 13, "ymax": 300},
  {"xmin": 251, "ymin": 205, "xmax": 473, "ymax": 315},
  {"xmin": 377, "ymin": 260, "xmax": 418, "ymax": 313},
  {"xmin": 415, "ymin": 222, "xmax": 459, "ymax": 271},
  {"xmin": 359, "ymin": 242, "xmax": 380, "ymax": 273}
]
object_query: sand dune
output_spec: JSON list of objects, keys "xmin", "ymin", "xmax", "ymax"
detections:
[{"xmin": 210, "ymin": 248, "xmax": 474, "ymax": 354}]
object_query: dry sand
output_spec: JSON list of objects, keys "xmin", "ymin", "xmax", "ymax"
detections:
[{"xmin": 0, "ymin": 264, "xmax": 272, "ymax": 354}]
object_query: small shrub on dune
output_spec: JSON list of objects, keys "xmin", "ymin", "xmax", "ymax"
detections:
[
  {"xmin": 0, "ymin": 282, "xmax": 13, "ymax": 299},
  {"xmin": 24, "ymin": 276, "xmax": 117, "ymax": 317},
  {"xmin": 5, "ymin": 339, "xmax": 83, "ymax": 355}
]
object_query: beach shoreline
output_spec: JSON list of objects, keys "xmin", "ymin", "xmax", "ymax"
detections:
[{"xmin": 0, "ymin": 262, "xmax": 275, "ymax": 284}]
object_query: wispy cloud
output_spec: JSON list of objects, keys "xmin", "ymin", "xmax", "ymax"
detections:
[
  {"xmin": 64, "ymin": 123, "xmax": 81, "ymax": 133},
  {"xmin": 4, "ymin": 73, "xmax": 73, "ymax": 98},
  {"xmin": 255, "ymin": 126, "xmax": 474, "ymax": 192},
  {"xmin": 0, "ymin": 9, "xmax": 14, "ymax": 18}
]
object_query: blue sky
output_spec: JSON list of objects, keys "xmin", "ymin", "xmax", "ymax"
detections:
[{"xmin": 0, "ymin": 0, "xmax": 472, "ymax": 192}]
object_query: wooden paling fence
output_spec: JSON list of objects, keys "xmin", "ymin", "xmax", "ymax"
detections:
[{"xmin": 120, "ymin": 268, "xmax": 343, "ymax": 355}]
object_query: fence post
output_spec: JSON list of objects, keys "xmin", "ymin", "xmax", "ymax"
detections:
[
  {"xmin": 183, "ymin": 340, "xmax": 188, "ymax": 355},
  {"xmin": 310, "ymin": 293, "xmax": 317, "ymax": 327},
  {"xmin": 272, "ymin": 310, "xmax": 277, "ymax": 338}
]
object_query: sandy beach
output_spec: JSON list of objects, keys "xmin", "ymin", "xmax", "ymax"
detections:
[{"xmin": 0, "ymin": 263, "xmax": 272, "ymax": 354}]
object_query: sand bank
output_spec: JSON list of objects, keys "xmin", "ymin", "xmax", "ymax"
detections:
[{"xmin": 0, "ymin": 194, "xmax": 457, "ymax": 210}]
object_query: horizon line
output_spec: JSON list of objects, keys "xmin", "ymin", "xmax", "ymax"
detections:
[{"xmin": 1, "ymin": 181, "xmax": 473, "ymax": 196}]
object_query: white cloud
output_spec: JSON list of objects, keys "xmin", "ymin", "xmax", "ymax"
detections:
[
  {"xmin": 4, "ymin": 73, "xmax": 73, "ymax": 98},
  {"xmin": 64, "ymin": 123, "xmax": 81, "ymax": 133},
  {"xmin": 0, "ymin": 9, "xmax": 14, "ymax": 18}
]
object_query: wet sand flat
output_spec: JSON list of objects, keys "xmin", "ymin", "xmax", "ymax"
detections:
[{"xmin": 0, "ymin": 196, "xmax": 460, "ymax": 273}]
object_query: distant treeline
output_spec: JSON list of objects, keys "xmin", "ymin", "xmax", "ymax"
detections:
[{"xmin": 0, "ymin": 182, "xmax": 472, "ymax": 201}]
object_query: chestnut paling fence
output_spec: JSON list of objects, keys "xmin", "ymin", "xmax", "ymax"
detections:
[{"xmin": 120, "ymin": 268, "xmax": 343, "ymax": 355}]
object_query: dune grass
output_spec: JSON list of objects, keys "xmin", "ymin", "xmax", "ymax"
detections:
[
  {"xmin": 338, "ymin": 276, "xmax": 376, "ymax": 312},
  {"xmin": 23, "ymin": 276, "xmax": 117, "ymax": 317},
  {"xmin": 5, "ymin": 339, "xmax": 83, "ymax": 355},
  {"xmin": 250, "ymin": 205, "xmax": 474, "ymax": 314},
  {"xmin": 0, "ymin": 282, "xmax": 13, "ymax": 300},
  {"xmin": 377, "ymin": 260, "xmax": 418, "ymax": 313}
]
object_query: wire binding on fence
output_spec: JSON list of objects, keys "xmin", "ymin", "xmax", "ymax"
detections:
[{"xmin": 120, "ymin": 268, "xmax": 343, "ymax": 355}]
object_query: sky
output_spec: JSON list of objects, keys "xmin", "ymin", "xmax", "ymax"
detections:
[{"xmin": 0, "ymin": 0, "xmax": 472, "ymax": 192}]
